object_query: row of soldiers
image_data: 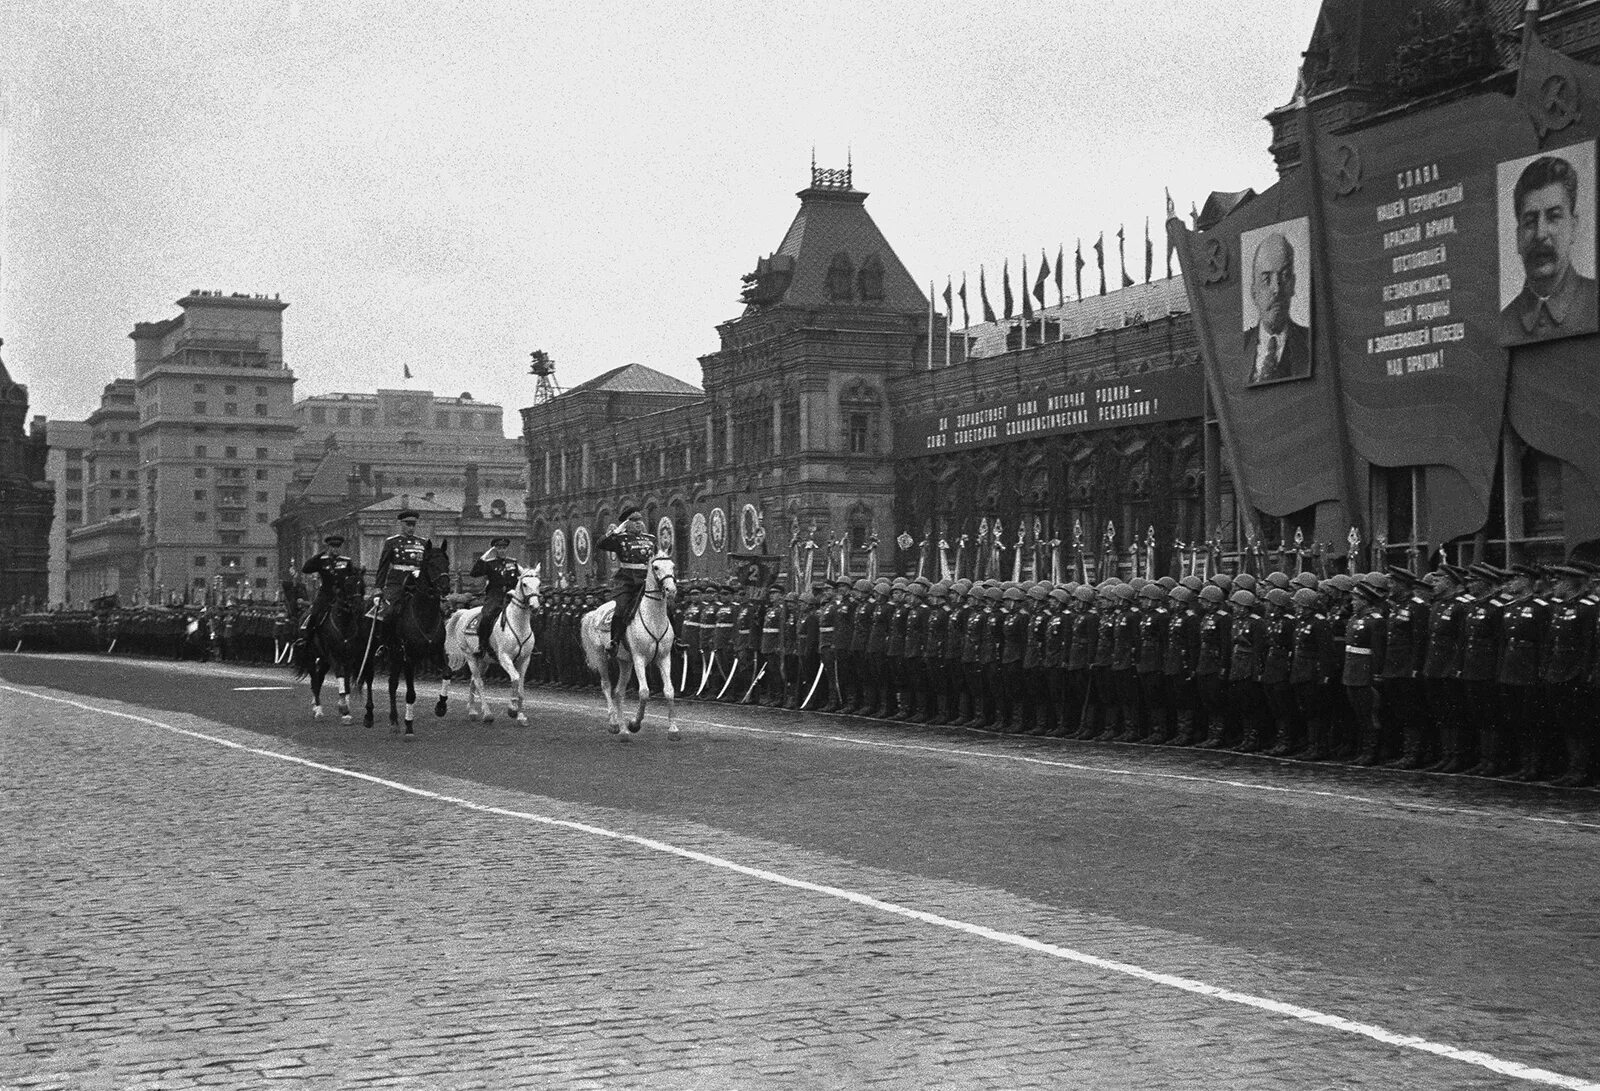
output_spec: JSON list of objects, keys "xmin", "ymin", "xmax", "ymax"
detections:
[
  {"xmin": 0, "ymin": 603, "xmax": 289, "ymax": 664},
  {"xmin": 526, "ymin": 559, "xmax": 1599, "ymax": 788}
]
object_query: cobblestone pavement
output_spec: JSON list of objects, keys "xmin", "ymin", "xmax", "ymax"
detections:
[{"xmin": 2, "ymin": 655, "xmax": 1599, "ymax": 1089}]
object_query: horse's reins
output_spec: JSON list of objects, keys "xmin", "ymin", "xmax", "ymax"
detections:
[
  {"xmin": 625, "ymin": 575, "xmax": 676, "ymax": 659},
  {"xmin": 490, "ymin": 582, "xmax": 540, "ymax": 657}
]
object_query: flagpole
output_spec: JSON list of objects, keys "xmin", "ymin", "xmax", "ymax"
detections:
[
  {"xmin": 1299, "ymin": 89, "xmax": 1366, "ymax": 541},
  {"xmin": 945, "ymin": 278, "xmax": 953, "ymax": 367},
  {"xmin": 927, "ymin": 281, "xmax": 934, "ymax": 371}
]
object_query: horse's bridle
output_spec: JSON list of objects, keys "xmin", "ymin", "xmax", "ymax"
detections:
[
  {"xmin": 640, "ymin": 559, "xmax": 676, "ymax": 601},
  {"xmin": 509, "ymin": 576, "xmax": 541, "ymax": 611}
]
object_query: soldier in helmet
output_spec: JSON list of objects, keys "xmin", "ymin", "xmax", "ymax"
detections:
[{"xmin": 1226, "ymin": 589, "xmax": 1269, "ymax": 753}]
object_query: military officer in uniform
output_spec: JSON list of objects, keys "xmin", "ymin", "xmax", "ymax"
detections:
[
  {"xmin": 1420, "ymin": 565, "xmax": 1472, "ymax": 772},
  {"xmin": 596, "ymin": 507, "xmax": 658, "ymax": 654},
  {"xmin": 1344, "ymin": 583, "xmax": 1388, "ymax": 765},
  {"xmin": 1543, "ymin": 563, "xmax": 1597, "ymax": 785},
  {"xmin": 1499, "ymin": 565, "xmax": 1551, "ymax": 781},
  {"xmin": 373, "ymin": 510, "xmax": 432, "ymax": 622},
  {"xmin": 1379, "ymin": 568, "xmax": 1432, "ymax": 768},
  {"xmin": 298, "ymin": 533, "xmax": 359, "ymax": 646},
  {"xmin": 470, "ymin": 535, "xmax": 522, "ymax": 656}
]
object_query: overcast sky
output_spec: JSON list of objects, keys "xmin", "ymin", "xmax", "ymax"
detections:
[{"xmin": 2, "ymin": 0, "xmax": 1321, "ymax": 435}]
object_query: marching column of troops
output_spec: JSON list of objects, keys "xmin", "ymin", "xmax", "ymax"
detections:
[{"xmin": 527, "ymin": 558, "xmax": 1600, "ymax": 787}]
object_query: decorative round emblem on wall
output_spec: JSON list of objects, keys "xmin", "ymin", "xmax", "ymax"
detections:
[
  {"xmin": 573, "ymin": 526, "xmax": 591, "ymax": 567},
  {"xmin": 739, "ymin": 503, "xmax": 764, "ymax": 552},
  {"xmin": 691, "ymin": 512, "xmax": 708, "ymax": 557},
  {"xmin": 709, "ymin": 507, "xmax": 727, "ymax": 553}
]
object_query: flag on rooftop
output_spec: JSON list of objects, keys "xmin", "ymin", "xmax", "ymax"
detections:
[{"xmin": 979, "ymin": 266, "xmax": 997, "ymax": 324}]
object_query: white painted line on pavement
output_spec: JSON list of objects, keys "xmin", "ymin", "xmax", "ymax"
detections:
[
  {"xmin": 524, "ymin": 693, "xmax": 1600, "ymax": 834},
  {"xmin": 232, "ymin": 686, "xmax": 294, "ymax": 691},
  {"xmin": 5, "ymin": 682, "xmax": 1597, "ymax": 1091}
]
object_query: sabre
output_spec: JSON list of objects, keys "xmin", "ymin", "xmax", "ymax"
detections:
[
  {"xmin": 695, "ymin": 650, "xmax": 715, "ymax": 696},
  {"xmin": 801, "ymin": 660, "xmax": 827, "ymax": 709},
  {"xmin": 355, "ymin": 603, "xmax": 381, "ymax": 685},
  {"xmin": 107, "ymin": 638, "xmax": 118, "ymax": 654},
  {"xmin": 716, "ymin": 655, "xmax": 742, "ymax": 700},
  {"xmin": 741, "ymin": 661, "xmax": 769, "ymax": 704},
  {"xmin": 678, "ymin": 647, "xmax": 690, "ymax": 692}
]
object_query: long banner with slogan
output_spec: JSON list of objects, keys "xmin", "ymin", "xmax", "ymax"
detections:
[
  {"xmin": 893, "ymin": 365, "xmax": 1203, "ymax": 458},
  {"xmin": 1173, "ymin": 30, "xmax": 1600, "ymax": 550}
]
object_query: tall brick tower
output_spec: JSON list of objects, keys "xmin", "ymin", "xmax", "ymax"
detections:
[{"xmin": 0, "ymin": 340, "xmax": 55, "ymax": 608}]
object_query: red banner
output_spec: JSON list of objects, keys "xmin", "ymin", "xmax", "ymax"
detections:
[
  {"xmin": 1172, "ymin": 173, "xmax": 1352, "ymax": 526},
  {"xmin": 1312, "ymin": 93, "xmax": 1536, "ymax": 543}
]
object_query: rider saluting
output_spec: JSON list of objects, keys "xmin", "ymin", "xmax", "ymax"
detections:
[
  {"xmin": 471, "ymin": 534, "xmax": 520, "ymax": 654},
  {"xmin": 598, "ymin": 506, "xmax": 656, "ymax": 653},
  {"xmin": 373, "ymin": 509, "xmax": 431, "ymax": 621},
  {"xmin": 298, "ymin": 533, "xmax": 356, "ymax": 644}
]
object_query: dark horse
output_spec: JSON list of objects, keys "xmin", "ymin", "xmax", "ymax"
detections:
[
  {"xmin": 356, "ymin": 543, "xmax": 449, "ymax": 737},
  {"xmin": 292, "ymin": 570, "xmax": 364, "ymax": 724}
]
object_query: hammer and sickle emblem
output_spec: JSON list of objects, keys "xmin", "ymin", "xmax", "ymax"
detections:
[
  {"xmin": 1331, "ymin": 143, "xmax": 1363, "ymax": 196},
  {"xmin": 1539, "ymin": 74, "xmax": 1580, "ymax": 136},
  {"xmin": 1200, "ymin": 237, "xmax": 1229, "ymax": 284}
]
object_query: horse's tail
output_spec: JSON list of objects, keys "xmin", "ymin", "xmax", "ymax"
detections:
[
  {"xmin": 580, "ymin": 603, "xmax": 614, "ymax": 676},
  {"xmin": 443, "ymin": 608, "xmax": 472, "ymax": 672}
]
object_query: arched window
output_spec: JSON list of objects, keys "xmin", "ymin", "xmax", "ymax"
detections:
[
  {"xmin": 825, "ymin": 253, "xmax": 855, "ymax": 302},
  {"xmin": 839, "ymin": 379, "xmax": 881, "ymax": 455},
  {"xmin": 857, "ymin": 254, "xmax": 885, "ymax": 301}
]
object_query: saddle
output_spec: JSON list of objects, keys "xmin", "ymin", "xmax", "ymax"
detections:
[{"xmin": 464, "ymin": 612, "xmax": 495, "ymax": 657}]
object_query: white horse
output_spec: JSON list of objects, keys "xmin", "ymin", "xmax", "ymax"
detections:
[
  {"xmin": 580, "ymin": 554, "xmax": 679, "ymax": 737},
  {"xmin": 438, "ymin": 565, "xmax": 542, "ymax": 725}
]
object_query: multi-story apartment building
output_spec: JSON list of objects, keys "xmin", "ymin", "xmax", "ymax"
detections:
[
  {"xmin": 276, "ymin": 387, "xmax": 526, "ymax": 585},
  {"xmin": 44, "ymin": 419, "xmax": 90, "ymax": 605},
  {"xmin": 123, "ymin": 290, "xmax": 298, "ymax": 600}
]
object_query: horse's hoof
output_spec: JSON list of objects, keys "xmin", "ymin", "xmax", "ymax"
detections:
[
  {"xmin": 627, "ymin": 720, "xmax": 642, "ymax": 734},
  {"xmin": 311, "ymin": 707, "xmax": 324, "ymax": 721},
  {"xmin": 363, "ymin": 716, "xmax": 374, "ymax": 728},
  {"xmin": 434, "ymin": 698, "xmax": 448, "ymax": 717},
  {"xmin": 341, "ymin": 715, "xmax": 352, "ymax": 726},
  {"xmin": 516, "ymin": 713, "xmax": 529, "ymax": 727},
  {"xmin": 667, "ymin": 725, "xmax": 680, "ymax": 739},
  {"xmin": 609, "ymin": 723, "xmax": 621, "ymax": 735},
  {"xmin": 403, "ymin": 732, "xmax": 415, "ymax": 741}
]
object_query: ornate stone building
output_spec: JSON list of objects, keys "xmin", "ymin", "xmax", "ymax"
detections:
[
  {"xmin": 891, "ymin": 279, "xmax": 1207, "ymax": 581},
  {"xmin": 275, "ymin": 387, "xmax": 527, "ymax": 587},
  {"xmin": 0, "ymin": 343, "xmax": 55, "ymax": 608},
  {"xmin": 523, "ymin": 164, "xmax": 937, "ymax": 585}
]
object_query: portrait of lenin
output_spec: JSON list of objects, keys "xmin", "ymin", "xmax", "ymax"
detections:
[{"xmin": 1241, "ymin": 219, "xmax": 1313, "ymax": 386}]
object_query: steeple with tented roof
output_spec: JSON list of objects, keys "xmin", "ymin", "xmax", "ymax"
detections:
[{"xmin": 738, "ymin": 160, "xmax": 927, "ymax": 315}]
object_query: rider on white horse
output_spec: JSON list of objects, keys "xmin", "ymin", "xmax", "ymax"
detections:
[
  {"xmin": 597, "ymin": 506, "xmax": 657, "ymax": 655},
  {"xmin": 470, "ymin": 534, "xmax": 521, "ymax": 655}
]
